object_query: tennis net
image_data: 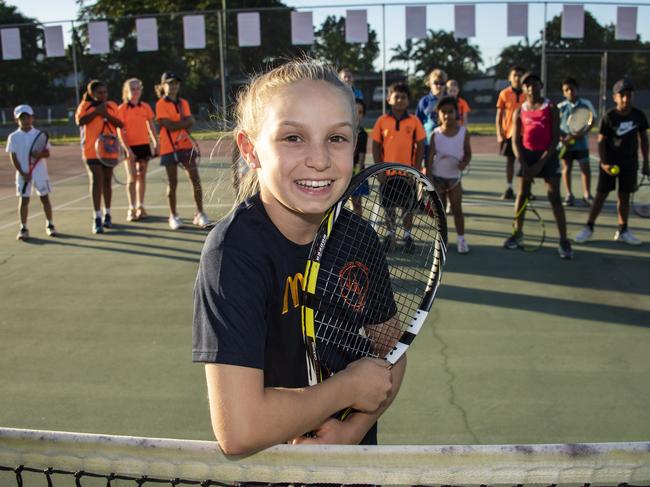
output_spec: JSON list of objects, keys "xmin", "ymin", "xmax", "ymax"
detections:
[{"xmin": 1, "ymin": 427, "xmax": 649, "ymax": 486}]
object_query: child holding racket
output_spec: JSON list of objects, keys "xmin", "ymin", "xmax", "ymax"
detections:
[
  {"xmin": 193, "ymin": 59, "xmax": 404, "ymax": 455},
  {"xmin": 75, "ymin": 80, "xmax": 124, "ymax": 234},
  {"xmin": 155, "ymin": 72, "xmax": 209, "ymax": 230},
  {"xmin": 504, "ymin": 72, "xmax": 573, "ymax": 260},
  {"xmin": 118, "ymin": 78, "xmax": 159, "ymax": 221},
  {"xmin": 6, "ymin": 104, "xmax": 56, "ymax": 240},
  {"xmin": 427, "ymin": 97, "xmax": 471, "ymax": 254},
  {"xmin": 496, "ymin": 65, "xmax": 525, "ymax": 200},
  {"xmin": 574, "ymin": 79, "xmax": 649, "ymax": 246},
  {"xmin": 557, "ymin": 78, "xmax": 596, "ymax": 207},
  {"xmin": 372, "ymin": 82, "xmax": 427, "ymax": 252}
]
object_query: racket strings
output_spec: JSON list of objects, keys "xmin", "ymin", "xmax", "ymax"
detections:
[{"xmin": 312, "ymin": 171, "xmax": 443, "ymax": 373}]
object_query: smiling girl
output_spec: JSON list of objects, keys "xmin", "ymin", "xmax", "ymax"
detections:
[{"xmin": 193, "ymin": 59, "xmax": 405, "ymax": 456}]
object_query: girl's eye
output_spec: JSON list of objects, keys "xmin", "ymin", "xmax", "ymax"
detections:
[
  {"xmin": 284, "ymin": 135, "xmax": 302, "ymax": 143},
  {"xmin": 330, "ymin": 135, "xmax": 349, "ymax": 143}
]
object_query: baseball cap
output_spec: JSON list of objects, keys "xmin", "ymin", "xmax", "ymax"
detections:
[
  {"xmin": 521, "ymin": 72, "xmax": 542, "ymax": 85},
  {"xmin": 612, "ymin": 79, "xmax": 634, "ymax": 94},
  {"xmin": 161, "ymin": 72, "xmax": 182, "ymax": 83},
  {"xmin": 13, "ymin": 104, "xmax": 34, "ymax": 118}
]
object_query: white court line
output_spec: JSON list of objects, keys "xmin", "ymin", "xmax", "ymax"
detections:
[
  {"xmin": 0, "ymin": 166, "xmax": 167, "ymax": 231},
  {"xmin": 0, "ymin": 170, "xmax": 88, "ymax": 202},
  {"xmin": 53, "ymin": 203, "xmax": 232, "ymax": 212}
]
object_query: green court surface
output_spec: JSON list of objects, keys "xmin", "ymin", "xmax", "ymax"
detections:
[{"xmin": 0, "ymin": 140, "xmax": 648, "ymax": 446}]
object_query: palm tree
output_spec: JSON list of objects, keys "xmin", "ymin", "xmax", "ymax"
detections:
[{"xmin": 390, "ymin": 39, "xmax": 419, "ymax": 76}]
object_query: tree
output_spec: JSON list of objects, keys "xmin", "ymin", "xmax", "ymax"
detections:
[
  {"xmin": 390, "ymin": 38, "xmax": 417, "ymax": 77},
  {"xmin": 411, "ymin": 30, "xmax": 482, "ymax": 84},
  {"xmin": 494, "ymin": 38, "xmax": 541, "ymax": 79},
  {"xmin": 312, "ymin": 16, "xmax": 379, "ymax": 73}
]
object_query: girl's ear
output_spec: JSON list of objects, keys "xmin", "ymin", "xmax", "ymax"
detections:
[{"xmin": 236, "ymin": 131, "xmax": 258, "ymax": 168}]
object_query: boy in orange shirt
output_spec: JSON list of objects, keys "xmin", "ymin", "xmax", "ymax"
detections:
[
  {"xmin": 371, "ymin": 82, "xmax": 426, "ymax": 252},
  {"xmin": 496, "ymin": 66, "xmax": 525, "ymax": 199}
]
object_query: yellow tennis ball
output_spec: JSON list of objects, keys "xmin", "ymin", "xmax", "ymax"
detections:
[{"xmin": 611, "ymin": 165, "xmax": 620, "ymax": 175}]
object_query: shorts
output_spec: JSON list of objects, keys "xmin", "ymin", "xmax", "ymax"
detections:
[
  {"xmin": 432, "ymin": 176, "xmax": 461, "ymax": 191},
  {"xmin": 351, "ymin": 181, "xmax": 370, "ymax": 197},
  {"xmin": 16, "ymin": 168, "xmax": 51, "ymax": 197},
  {"xmin": 380, "ymin": 175, "xmax": 418, "ymax": 211},
  {"xmin": 517, "ymin": 148, "xmax": 561, "ymax": 180},
  {"xmin": 597, "ymin": 161, "xmax": 638, "ymax": 194},
  {"xmin": 84, "ymin": 158, "xmax": 105, "ymax": 167},
  {"xmin": 130, "ymin": 144, "xmax": 152, "ymax": 161},
  {"xmin": 561, "ymin": 149, "xmax": 590, "ymax": 164},
  {"xmin": 160, "ymin": 149, "xmax": 195, "ymax": 167},
  {"xmin": 499, "ymin": 138, "xmax": 515, "ymax": 158}
]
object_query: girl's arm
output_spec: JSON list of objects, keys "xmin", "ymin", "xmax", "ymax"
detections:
[
  {"xmin": 77, "ymin": 104, "xmax": 103, "ymax": 126},
  {"xmin": 158, "ymin": 117, "xmax": 192, "ymax": 131},
  {"xmin": 9, "ymin": 153, "xmax": 26, "ymax": 177},
  {"xmin": 426, "ymin": 133, "xmax": 436, "ymax": 176},
  {"xmin": 146, "ymin": 119, "xmax": 160, "ymax": 155},
  {"xmin": 460, "ymin": 130, "xmax": 472, "ymax": 170},
  {"xmin": 462, "ymin": 111, "xmax": 469, "ymax": 127},
  {"xmin": 495, "ymin": 108, "xmax": 505, "ymax": 142},
  {"xmin": 372, "ymin": 140, "xmax": 382, "ymax": 164},
  {"xmin": 205, "ymin": 357, "xmax": 393, "ymax": 456},
  {"xmin": 414, "ymin": 139, "xmax": 425, "ymax": 170}
]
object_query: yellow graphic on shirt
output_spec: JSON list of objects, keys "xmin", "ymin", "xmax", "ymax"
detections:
[{"xmin": 282, "ymin": 272, "xmax": 304, "ymax": 315}]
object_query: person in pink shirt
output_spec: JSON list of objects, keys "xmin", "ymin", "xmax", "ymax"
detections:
[{"xmin": 504, "ymin": 72, "xmax": 572, "ymax": 260}]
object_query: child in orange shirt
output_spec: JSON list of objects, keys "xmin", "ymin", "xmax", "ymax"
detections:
[{"xmin": 446, "ymin": 80, "xmax": 471, "ymax": 126}]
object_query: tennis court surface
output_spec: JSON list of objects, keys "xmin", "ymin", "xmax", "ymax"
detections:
[{"xmin": 1, "ymin": 137, "xmax": 648, "ymax": 479}]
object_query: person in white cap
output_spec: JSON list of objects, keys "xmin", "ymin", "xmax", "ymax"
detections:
[{"xmin": 6, "ymin": 104, "xmax": 56, "ymax": 240}]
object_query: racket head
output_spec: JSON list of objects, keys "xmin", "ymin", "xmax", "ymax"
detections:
[
  {"xmin": 632, "ymin": 176, "xmax": 650, "ymax": 218},
  {"xmin": 175, "ymin": 132, "xmax": 201, "ymax": 167},
  {"xmin": 518, "ymin": 201, "xmax": 545, "ymax": 252},
  {"xmin": 95, "ymin": 133, "xmax": 122, "ymax": 168},
  {"xmin": 301, "ymin": 163, "xmax": 448, "ymax": 385},
  {"xmin": 29, "ymin": 130, "xmax": 49, "ymax": 166},
  {"xmin": 567, "ymin": 106, "xmax": 593, "ymax": 135}
]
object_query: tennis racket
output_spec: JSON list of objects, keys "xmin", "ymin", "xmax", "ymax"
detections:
[
  {"xmin": 301, "ymin": 163, "xmax": 447, "ymax": 413},
  {"xmin": 21, "ymin": 130, "xmax": 49, "ymax": 195},
  {"xmin": 632, "ymin": 175, "xmax": 650, "ymax": 218},
  {"xmin": 558, "ymin": 106, "xmax": 593, "ymax": 159},
  {"xmin": 511, "ymin": 193, "xmax": 545, "ymax": 252}
]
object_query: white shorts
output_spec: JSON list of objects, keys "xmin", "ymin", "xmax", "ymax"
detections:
[{"xmin": 16, "ymin": 164, "xmax": 51, "ymax": 197}]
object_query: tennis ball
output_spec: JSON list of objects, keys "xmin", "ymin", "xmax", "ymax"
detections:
[{"xmin": 610, "ymin": 165, "xmax": 620, "ymax": 175}]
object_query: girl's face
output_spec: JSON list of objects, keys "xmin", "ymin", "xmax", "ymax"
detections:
[
  {"xmin": 523, "ymin": 80, "xmax": 542, "ymax": 100},
  {"xmin": 164, "ymin": 80, "xmax": 180, "ymax": 98},
  {"xmin": 430, "ymin": 76, "xmax": 446, "ymax": 96},
  {"xmin": 438, "ymin": 104, "xmax": 457, "ymax": 127},
  {"xmin": 93, "ymin": 85, "xmax": 108, "ymax": 102},
  {"xmin": 241, "ymin": 80, "xmax": 355, "ymax": 229},
  {"xmin": 128, "ymin": 82, "xmax": 143, "ymax": 103},
  {"xmin": 446, "ymin": 84, "xmax": 459, "ymax": 98}
]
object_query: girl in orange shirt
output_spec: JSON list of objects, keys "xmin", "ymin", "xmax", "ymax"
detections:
[
  {"xmin": 118, "ymin": 78, "xmax": 159, "ymax": 221},
  {"xmin": 155, "ymin": 72, "xmax": 209, "ymax": 230},
  {"xmin": 75, "ymin": 80, "xmax": 124, "ymax": 234}
]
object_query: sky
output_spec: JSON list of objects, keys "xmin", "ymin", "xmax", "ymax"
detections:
[{"xmin": 6, "ymin": 0, "xmax": 650, "ymax": 71}]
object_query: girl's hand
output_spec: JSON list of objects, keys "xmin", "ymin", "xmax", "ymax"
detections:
[
  {"xmin": 128, "ymin": 149, "xmax": 136, "ymax": 163},
  {"xmin": 95, "ymin": 103, "xmax": 107, "ymax": 116},
  {"xmin": 290, "ymin": 418, "xmax": 355, "ymax": 445}
]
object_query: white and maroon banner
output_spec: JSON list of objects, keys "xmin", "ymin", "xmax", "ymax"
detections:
[
  {"xmin": 507, "ymin": 4, "xmax": 528, "ymax": 37},
  {"xmin": 237, "ymin": 12, "xmax": 261, "ymax": 47},
  {"xmin": 1, "ymin": 28, "xmax": 21, "ymax": 60},
  {"xmin": 88, "ymin": 21, "xmax": 110, "ymax": 55},
  {"xmin": 405, "ymin": 6, "xmax": 427, "ymax": 40},
  {"xmin": 44, "ymin": 25, "xmax": 65, "ymax": 57},
  {"xmin": 291, "ymin": 11, "xmax": 314, "ymax": 45},
  {"xmin": 345, "ymin": 9, "xmax": 368, "ymax": 43},
  {"xmin": 183, "ymin": 15, "xmax": 206, "ymax": 49},
  {"xmin": 136, "ymin": 18, "xmax": 158, "ymax": 52},
  {"xmin": 561, "ymin": 4, "xmax": 585, "ymax": 39},
  {"xmin": 616, "ymin": 6, "xmax": 637, "ymax": 41},
  {"xmin": 454, "ymin": 4, "xmax": 476, "ymax": 38}
]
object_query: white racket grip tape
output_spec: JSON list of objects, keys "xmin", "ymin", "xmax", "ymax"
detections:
[{"xmin": 407, "ymin": 309, "xmax": 428, "ymax": 335}]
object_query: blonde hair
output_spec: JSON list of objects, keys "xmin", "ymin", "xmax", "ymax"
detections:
[
  {"xmin": 231, "ymin": 58, "xmax": 355, "ymax": 207},
  {"xmin": 428, "ymin": 69, "xmax": 448, "ymax": 85},
  {"xmin": 122, "ymin": 78, "xmax": 143, "ymax": 103}
]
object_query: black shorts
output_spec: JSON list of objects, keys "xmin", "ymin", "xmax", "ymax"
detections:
[
  {"xmin": 84, "ymin": 158, "xmax": 113, "ymax": 167},
  {"xmin": 517, "ymin": 148, "xmax": 561, "ymax": 180},
  {"xmin": 380, "ymin": 175, "xmax": 418, "ymax": 211},
  {"xmin": 499, "ymin": 138, "xmax": 515, "ymax": 158},
  {"xmin": 160, "ymin": 149, "xmax": 195, "ymax": 167},
  {"xmin": 130, "ymin": 144, "xmax": 152, "ymax": 161},
  {"xmin": 562, "ymin": 149, "xmax": 590, "ymax": 164},
  {"xmin": 597, "ymin": 161, "xmax": 638, "ymax": 194}
]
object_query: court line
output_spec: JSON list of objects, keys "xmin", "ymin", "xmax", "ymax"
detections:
[{"xmin": 0, "ymin": 170, "xmax": 88, "ymax": 202}]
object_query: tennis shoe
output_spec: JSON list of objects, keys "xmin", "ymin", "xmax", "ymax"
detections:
[
  {"xmin": 583, "ymin": 195, "xmax": 594, "ymax": 207},
  {"xmin": 574, "ymin": 226, "xmax": 593, "ymax": 243},
  {"xmin": 614, "ymin": 230, "xmax": 642, "ymax": 246},
  {"xmin": 136, "ymin": 207, "xmax": 148, "ymax": 219},
  {"xmin": 558, "ymin": 239, "xmax": 573, "ymax": 260},
  {"xmin": 501, "ymin": 187, "xmax": 515, "ymax": 200},
  {"xmin": 126, "ymin": 209, "xmax": 137, "ymax": 222},
  {"xmin": 103, "ymin": 213, "xmax": 113, "ymax": 228},
  {"xmin": 563, "ymin": 193, "xmax": 575, "ymax": 207},
  {"xmin": 16, "ymin": 228, "xmax": 29, "ymax": 240},
  {"xmin": 457, "ymin": 238, "xmax": 470, "ymax": 254},
  {"xmin": 503, "ymin": 233, "xmax": 522, "ymax": 249},
  {"xmin": 193, "ymin": 212, "xmax": 211, "ymax": 228},
  {"xmin": 46, "ymin": 224, "xmax": 57, "ymax": 237},
  {"xmin": 169, "ymin": 214, "xmax": 183, "ymax": 230},
  {"xmin": 403, "ymin": 235, "xmax": 415, "ymax": 254},
  {"xmin": 93, "ymin": 217, "xmax": 103, "ymax": 234}
]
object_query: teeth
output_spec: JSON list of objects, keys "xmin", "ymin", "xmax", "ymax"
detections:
[{"xmin": 296, "ymin": 179, "xmax": 332, "ymax": 188}]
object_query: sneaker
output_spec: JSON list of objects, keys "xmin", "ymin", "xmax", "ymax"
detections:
[
  {"xmin": 16, "ymin": 228, "xmax": 29, "ymax": 240},
  {"xmin": 193, "ymin": 212, "xmax": 211, "ymax": 228},
  {"xmin": 136, "ymin": 207, "xmax": 148, "ymax": 219},
  {"xmin": 93, "ymin": 217, "xmax": 104, "ymax": 234},
  {"xmin": 558, "ymin": 239, "xmax": 573, "ymax": 260},
  {"xmin": 583, "ymin": 195, "xmax": 594, "ymax": 207},
  {"xmin": 574, "ymin": 226, "xmax": 593, "ymax": 243},
  {"xmin": 563, "ymin": 193, "xmax": 575, "ymax": 207},
  {"xmin": 403, "ymin": 235, "xmax": 415, "ymax": 254},
  {"xmin": 503, "ymin": 232, "xmax": 522, "ymax": 249},
  {"xmin": 169, "ymin": 214, "xmax": 183, "ymax": 230},
  {"xmin": 126, "ymin": 209, "xmax": 137, "ymax": 222},
  {"xmin": 383, "ymin": 234, "xmax": 396, "ymax": 253},
  {"xmin": 614, "ymin": 230, "xmax": 642, "ymax": 246},
  {"xmin": 103, "ymin": 213, "xmax": 113, "ymax": 228},
  {"xmin": 46, "ymin": 224, "xmax": 57, "ymax": 237},
  {"xmin": 501, "ymin": 187, "xmax": 515, "ymax": 200},
  {"xmin": 457, "ymin": 238, "xmax": 470, "ymax": 254}
]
